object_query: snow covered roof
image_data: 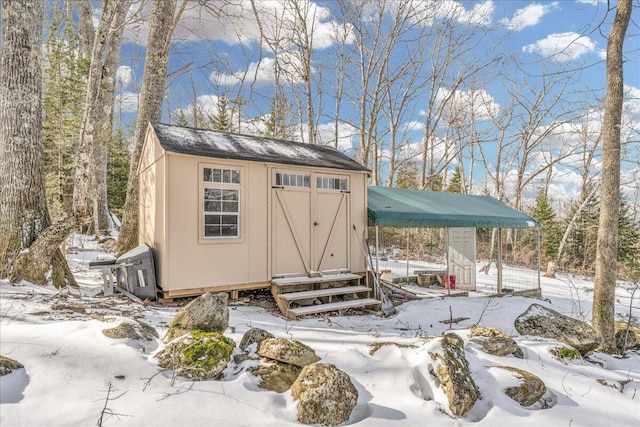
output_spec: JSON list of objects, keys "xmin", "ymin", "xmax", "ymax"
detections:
[{"xmin": 151, "ymin": 123, "xmax": 370, "ymax": 172}]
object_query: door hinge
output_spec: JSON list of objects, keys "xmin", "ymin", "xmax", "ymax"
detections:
[
  {"xmin": 272, "ymin": 185, "xmax": 284, "ymax": 189},
  {"xmin": 341, "ymin": 190, "xmax": 350, "ymax": 194}
]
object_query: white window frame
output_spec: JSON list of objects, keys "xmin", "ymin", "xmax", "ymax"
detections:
[{"xmin": 200, "ymin": 164, "xmax": 243, "ymax": 242}]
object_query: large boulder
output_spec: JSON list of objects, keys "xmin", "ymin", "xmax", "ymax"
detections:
[
  {"xmin": 0, "ymin": 356, "xmax": 23, "ymax": 376},
  {"xmin": 156, "ymin": 330, "xmax": 235, "ymax": 381},
  {"xmin": 428, "ymin": 333, "xmax": 479, "ymax": 417},
  {"xmin": 514, "ymin": 304, "xmax": 601, "ymax": 355},
  {"xmin": 470, "ymin": 326, "xmax": 523, "ymax": 358},
  {"xmin": 496, "ymin": 366, "xmax": 547, "ymax": 407},
  {"xmin": 166, "ymin": 292, "xmax": 229, "ymax": 341},
  {"xmin": 240, "ymin": 328, "xmax": 275, "ymax": 352},
  {"xmin": 250, "ymin": 361, "xmax": 302, "ymax": 393},
  {"xmin": 258, "ymin": 338, "xmax": 320, "ymax": 368},
  {"xmin": 291, "ymin": 363, "xmax": 358, "ymax": 426}
]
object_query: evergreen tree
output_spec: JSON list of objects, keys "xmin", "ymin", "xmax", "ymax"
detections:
[
  {"xmin": 209, "ymin": 96, "xmax": 232, "ymax": 132},
  {"xmin": 530, "ymin": 191, "xmax": 562, "ymax": 261},
  {"xmin": 395, "ymin": 162, "xmax": 420, "ymax": 189},
  {"xmin": 107, "ymin": 129, "xmax": 131, "ymax": 219},
  {"xmin": 446, "ymin": 166, "xmax": 464, "ymax": 193},
  {"xmin": 618, "ymin": 195, "xmax": 640, "ymax": 265},
  {"xmin": 42, "ymin": 4, "xmax": 87, "ymax": 220}
]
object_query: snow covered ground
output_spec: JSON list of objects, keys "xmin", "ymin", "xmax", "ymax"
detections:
[{"xmin": 1, "ymin": 235, "xmax": 638, "ymax": 426}]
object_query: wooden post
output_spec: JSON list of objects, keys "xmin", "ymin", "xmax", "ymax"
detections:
[{"xmin": 497, "ymin": 228, "xmax": 503, "ymax": 293}]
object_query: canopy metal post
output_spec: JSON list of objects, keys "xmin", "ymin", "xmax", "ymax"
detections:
[
  {"xmin": 536, "ymin": 227, "xmax": 541, "ymax": 291},
  {"xmin": 497, "ymin": 228, "xmax": 503, "ymax": 293},
  {"xmin": 406, "ymin": 227, "xmax": 410, "ymax": 278},
  {"xmin": 445, "ymin": 227, "xmax": 450, "ymax": 295},
  {"xmin": 375, "ymin": 225, "xmax": 380, "ymax": 300}
]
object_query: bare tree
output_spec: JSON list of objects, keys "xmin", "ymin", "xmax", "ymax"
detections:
[
  {"xmin": 593, "ymin": 0, "xmax": 632, "ymax": 353},
  {"xmin": 118, "ymin": 0, "xmax": 186, "ymax": 255},
  {"xmin": 0, "ymin": 0, "xmax": 76, "ymax": 287}
]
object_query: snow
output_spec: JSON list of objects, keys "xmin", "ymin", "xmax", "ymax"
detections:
[{"xmin": 1, "ymin": 236, "xmax": 639, "ymax": 426}]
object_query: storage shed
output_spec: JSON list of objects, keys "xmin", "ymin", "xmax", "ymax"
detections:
[{"xmin": 138, "ymin": 123, "xmax": 371, "ymax": 302}]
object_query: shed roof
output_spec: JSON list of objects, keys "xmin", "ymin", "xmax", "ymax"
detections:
[
  {"xmin": 151, "ymin": 122, "xmax": 369, "ymax": 172},
  {"xmin": 368, "ymin": 186, "xmax": 540, "ymax": 228}
]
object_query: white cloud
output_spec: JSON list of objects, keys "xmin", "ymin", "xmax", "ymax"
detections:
[
  {"xmin": 115, "ymin": 91, "xmax": 138, "ymax": 113},
  {"xmin": 499, "ymin": 2, "xmax": 559, "ymax": 31},
  {"xmin": 522, "ymin": 32, "xmax": 597, "ymax": 62},
  {"xmin": 212, "ymin": 54, "xmax": 307, "ymax": 87},
  {"xmin": 124, "ymin": 0, "xmax": 351, "ymax": 50},
  {"xmin": 435, "ymin": 88, "xmax": 500, "ymax": 122},
  {"xmin": 296, "ymin": 122, "xmax": 358, "ymax": 152},
  {"xmin": 411, "ymin": 0, "xmax": 494, "ymax": 26},
  {"xmin": 116, "ymin": 66, "xmax": 133, "ymax": 89}
]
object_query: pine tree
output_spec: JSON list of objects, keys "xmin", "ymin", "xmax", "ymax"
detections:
[
  {"xmin": 530, "ymin": 191, "xmax": 563, "ymax": 276},
  {"xmin": 42, "ymin": 4, "xmax": 87, "ymax": 221},
  {"xmin": 210, "ymin": 96, "xmax": 232, "ymax": 132},
  {"xmin": 446, "ymin": 166, "xmax": 464, "ymax": 193},
  {"xmin": 395, "ymin": 162, "xmax": 420, "ymax": 189}
]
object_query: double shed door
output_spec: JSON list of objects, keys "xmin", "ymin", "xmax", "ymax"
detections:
[{"xmin": 272, "ymin": 169, "xmax": 350, "ymax": 278}]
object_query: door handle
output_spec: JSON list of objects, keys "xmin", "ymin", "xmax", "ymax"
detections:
[{"xmin": 314, "ymin": 221, "xmax": 319, "ymax": 226}]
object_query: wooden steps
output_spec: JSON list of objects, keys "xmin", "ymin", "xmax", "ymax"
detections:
[
  {"xmin": 288, "ymin": 298, "xmax": 380, "ymax": 317},
  {"xmin": 271, "ymin": 273, "xmax": 380, "ymax": 319}
]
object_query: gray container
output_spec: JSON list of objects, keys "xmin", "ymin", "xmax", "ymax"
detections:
[{"xmin": 116, "ymin": 244, "xmax": 158, "ymax": 301}]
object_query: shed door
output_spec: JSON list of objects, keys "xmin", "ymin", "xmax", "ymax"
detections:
[
  {"xmin": 272, "ymin": 171, "xmax": 350, "ymax": 278},
  {"xmin": 448, "ymin": 227, "xmax": 476, "ymax": 290}
]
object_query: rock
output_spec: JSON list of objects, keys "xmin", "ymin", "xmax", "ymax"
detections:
[
  {"xmin": 102, "ymin": 318, "xmax": 159, "ymax": 341},
  {"xmin": 166, "ymin": 292, "xmax": 229, "ymax": 341},
  {"xmin": 258, "ymin": 338, "xmax": 320, "ymax": 368},
  {"xmin": 470, "ymin": 326, "xmax": 523, "ymax": 358},
  {"xmin": 514, "ymin": 304, "xmax": 602, "ymax": 356},
  {"xmin": 250, "ymin": 361, "xmax": 302, "ymax": 392},
  {"xmin": 291, "ymin": 363, "xmax": 358, "ymax": 426},
  {"xmin": 615, "ymin": 328, "xmax": 637, "ymax": 351},
  {"xmin": 0, "ymin": 355, "xmax": 24, "ymax": 376},
  {"xmin": 156, "ymin": 330, "xmax": 235, "ymax": 381},
  {"xmin": 497, "ymin": 366, "xmax": 547, "ymax": 407},
  {"xmin": 428, "ymin": 333, "xmax": 479, "ymax": 417},
  {"xmin": 240, "ymin": 328, "xmax": 275, "ymax": 351}
]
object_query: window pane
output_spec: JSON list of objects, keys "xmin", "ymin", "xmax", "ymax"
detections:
[
  {"xmin": 212, "ymin": 169, "xmax": 222, "ymax": 182},
  {"xmin": 203, "ymin": 168, "xmax": 212, "ymax": 182},
  {"xmin": 231, "ymin": 170, "xmax": 240, "ymax": 184},
  {"xmin": 304, "ymin": 175, "xmax": 310, "ymax": 187},
  {"xmin": 283, "ymin": 174, "xmax": 290, "ymax": 186},
  {"xmin": 204, "ymin": 188, "xmax": 221, "ymax": 200},
  {"xmin": 222, "ymin": 189, "xmax": 238, "ymax": 200},
  {"xmin": 222, "ymin": 201, "xmax": 238, "ymax": 212},
  {"xmin": 222, "ymin": 169, "xmax": 231, "ymax": 183},
  {"xmin": 340, "ymin": 179, "xmax": 347, "ymax": 190},
  {"xmin": 204, "ymin": 225, "xmax": 220, "ymax": 237},
  {"xmin": 276, "ymin": 173, "xmax": 282, "ymax": 185},
  {"xmin": 221, "ymin": 225, "xmax": 238, "ymax": 237},
  {"xmin": 221, "ymin": 215, "xmax": 238, "ymax": 225}
]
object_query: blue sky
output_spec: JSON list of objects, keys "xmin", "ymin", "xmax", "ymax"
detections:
[{"xmin": 109, "ymin": 0, "xmax": 639, "ymax": 207}]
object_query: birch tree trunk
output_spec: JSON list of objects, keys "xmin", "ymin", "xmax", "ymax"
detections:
[
  {"xmin": 592, "ymin": 0, "xmax": 632, "ymax": 353},
  {"xmin": 0, "ymin": 0, "xmax": 76, "ymax": 287},
  {"xmin": 118, "ymin": 0, "xmax": 181, "ymax": 255}
]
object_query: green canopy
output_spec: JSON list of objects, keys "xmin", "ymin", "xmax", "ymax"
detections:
[{"xmin": 368, "ymin": 186, "xmax": 540, "ymax": 228}]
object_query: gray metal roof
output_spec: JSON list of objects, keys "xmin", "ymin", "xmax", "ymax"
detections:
[{"xmin": 152, "ymin": 123, "xmax": 370, "ymax": 172}]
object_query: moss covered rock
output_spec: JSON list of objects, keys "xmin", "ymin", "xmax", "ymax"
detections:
[
  {"xmin": 250, "ymin": 361, "xmax": 302, "ymax": 392},
  {"xmin": 258, "ymin": 338, "xmax": 320, "ymax": 368},
  {"xmin": 497, "ymin": 366, "xmax": 547, "ymax": 407},
  {"xmin": 291, "ymin": 363, "xmax": 358, "ymax": 426},
  {"xmin": 428, "ymin": 333, "xmax": 479, "ymax": 417},
  {"xmin": 157, "ymin": 330, "xmax": 235, "ymax": 381},
  {"xmin": 615, "ymin": 328, "xmax": 637, "ymax": 351},
  {"xmin": 514, "ymin": 304, "xmax": 601, "ymax": 356},
  {"xmin": 470, "ymin": 326, "xmax": 523, "ymax": 358},
  {"xmin": 0, "ymin": 355, "xmax": 24, "ymax": 376}
]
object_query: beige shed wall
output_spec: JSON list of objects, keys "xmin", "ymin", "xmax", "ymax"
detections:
[
  {"xmin": 138, "ymin": 131, "xmax": 167, "ymax": 286},
  {"xmin": 140, "ymin": 143, "xmax": 368, "ymax": 295},
  {"xmin": 162, "ymin": 155, "xmax": 269, "ymax": 292}
]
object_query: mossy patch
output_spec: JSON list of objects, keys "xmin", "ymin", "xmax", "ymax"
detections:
[
  {"xmin": 550, "ymin": 346, "xmax": 581, "ymax": 360},
  {"xmin": 496, "ymin": 366, "xmax": 547, "ymax": 407},
  {"xmin": 158, "ymin": 330, "xmax": 235, "ymax": 381}
]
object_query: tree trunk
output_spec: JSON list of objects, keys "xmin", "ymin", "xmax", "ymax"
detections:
[
  {"xmin": 592, "ymin": 0, "xmax": 632, "ymax": 353},
  {"xmin": 118, "ymin": 0, "xmax": 180, "ymax": 255},
  {"xmin": 72, "ymin": 0, "xmax": 119, "ymax": 220},
  {"xmin": 0, "ymin": 0, "xmax": 76, "ymax": 288}
]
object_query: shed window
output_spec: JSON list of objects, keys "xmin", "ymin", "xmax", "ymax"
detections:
[
  {"xmin": 317, "ymin": 177, "xmax": 347, "ymax": 191},
  {"xmin": 276, "ymin": 172, "xmax": 310, "ymax": 188},
  {"xmin": 202, "ymin": 166, "xmax": 240, "ymax": 239},
  {"xmin": 204, "ymin": 167, "xmax": 240, "ymax": 184}
]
